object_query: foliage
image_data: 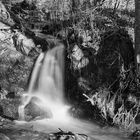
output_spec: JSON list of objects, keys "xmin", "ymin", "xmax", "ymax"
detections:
[
  {"xmin": 113, "ymin": 103, "xmax": 139, "ymax": 130},
  {"xmin": 83, "ymin": 84, "xmax": 140, "ymax": 131},
  {"xmin": 83, "ymin": 87, "xmax": 115, "ymax": 120}
]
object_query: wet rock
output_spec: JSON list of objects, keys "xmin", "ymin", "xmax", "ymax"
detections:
[
  {"xmin": 69, "ymin": 106, "xmax": 84, "ymax": 118},
  {"xmin": 24, "ymin": 96, "xmax": 52, "ymax": 121}
]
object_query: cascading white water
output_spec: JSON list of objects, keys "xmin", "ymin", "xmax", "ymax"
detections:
[
  {"xmin": 17, "ymin": 43, "xmax": 128, "ymax": 140},
  {"xmin": 19, "ymin": 44, "xmax": 70, "ymax": 121}
]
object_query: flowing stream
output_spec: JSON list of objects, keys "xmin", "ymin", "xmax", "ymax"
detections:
[{"xmin": 17, "ymin": 44, "xmax": 131, "ymax": 140}]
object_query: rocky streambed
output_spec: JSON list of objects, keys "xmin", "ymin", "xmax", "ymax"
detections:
[
  {"xmin": 0, "ymin": 94, "xmax": 137, "ymax": 140},
  {"xmin": 0, "ymin": 118, "xmax": 132, "ymax": 140}
]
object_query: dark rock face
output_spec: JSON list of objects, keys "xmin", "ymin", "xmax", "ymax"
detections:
[
  {"xmin": 0, "ymin": 53, "xmax": 34, "ymax": 92},
  {"xmin": 65, "ymin": 28, "xmax": 135, "ymax": 121},
  {"xmin": 0, "ymin": 28, "xmax": 36, "ymax": 93},
  {"xmin": 6, "ymin": 92, "xmax": 16, "ymax": 99},
  {"xmin": 96, "ymin": 28, "xmax": 135, "ymax": 91}
]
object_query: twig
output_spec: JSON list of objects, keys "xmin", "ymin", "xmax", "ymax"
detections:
[{"xmin": 50, "ymin": 128, "xmax": 88, "ymax": 140}]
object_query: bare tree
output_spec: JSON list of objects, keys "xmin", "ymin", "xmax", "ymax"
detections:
[{"xmin": 135, "ymin": 0, "xmax": 140, "ymax": 77}]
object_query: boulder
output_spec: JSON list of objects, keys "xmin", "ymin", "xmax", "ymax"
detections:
[{"xmin": 24, "ymin": 96, "xmax": 52, "ymax": 121}]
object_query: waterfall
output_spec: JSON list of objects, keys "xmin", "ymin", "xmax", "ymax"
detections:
[
  {"xmin": 17, "ymin": 44, "xmax": 127, "ymax": 140},
  {"xmin": 19, "ymin": 44, "xmax": 70, "ymax": 121}
]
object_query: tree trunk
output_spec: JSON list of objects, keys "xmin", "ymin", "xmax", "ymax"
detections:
[{"xmin": 135, "ymin": 0, "xmax": 140, "ymax": 77}]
